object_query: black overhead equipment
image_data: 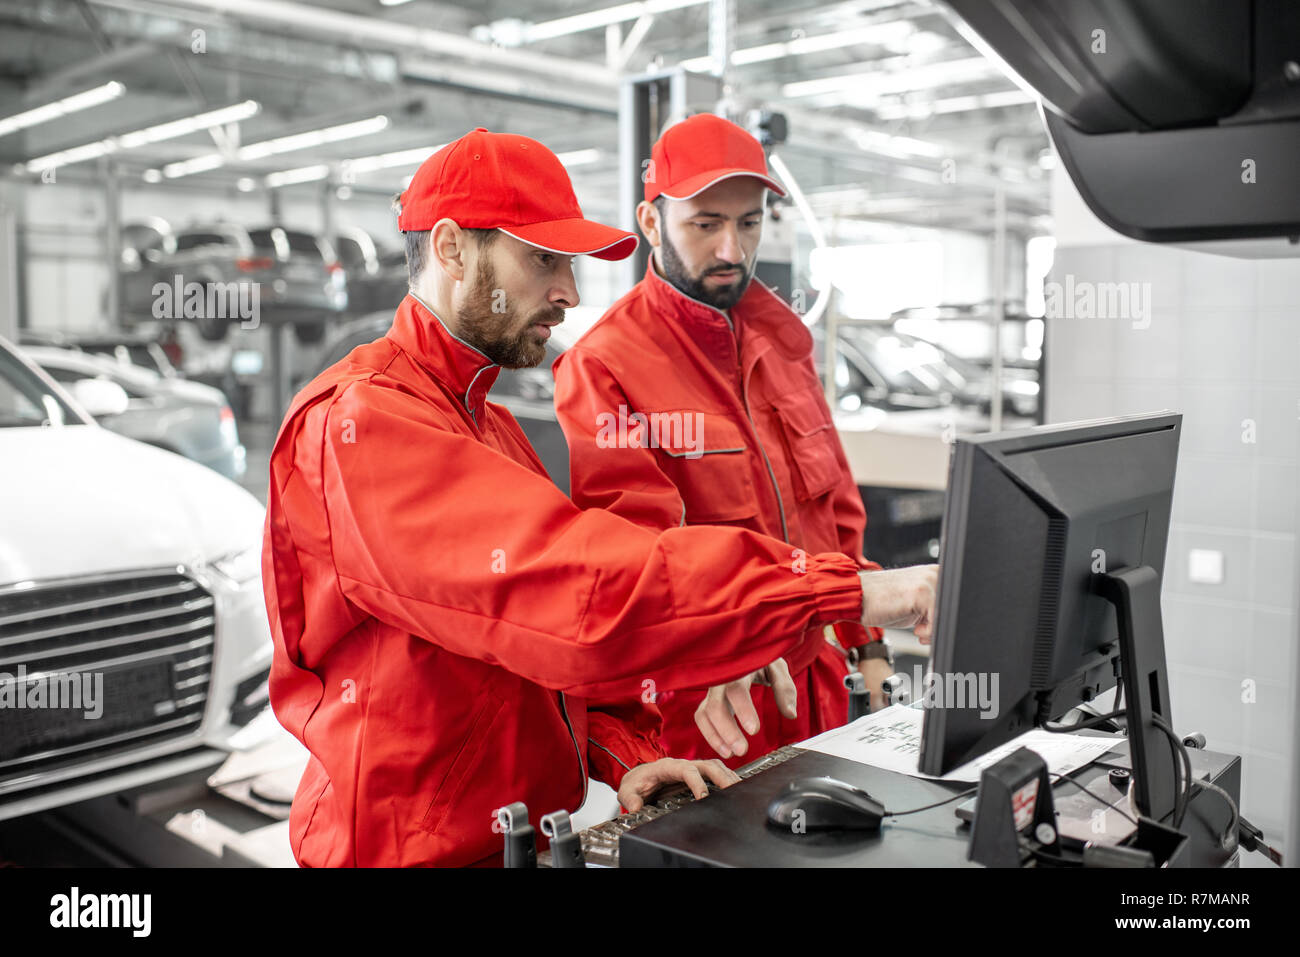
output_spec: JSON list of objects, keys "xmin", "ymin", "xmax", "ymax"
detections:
[{"xmin": 946, "ymin": 0, "xmax": 1300, "ymax": 243}]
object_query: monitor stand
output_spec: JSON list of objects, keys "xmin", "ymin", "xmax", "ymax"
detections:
[{"xmin": 1095, "ymin": 565, "xmax": 1179, "ymax": 822}]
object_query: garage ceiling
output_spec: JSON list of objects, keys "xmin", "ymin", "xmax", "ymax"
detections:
[{"xmin": 0, "ymin": 0, "xmax": 1050, "ymax": 232}]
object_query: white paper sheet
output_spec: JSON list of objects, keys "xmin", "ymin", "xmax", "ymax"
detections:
[{"xmin": 795, "ymin": 704, "xmax": 1119, "ymax": 783}]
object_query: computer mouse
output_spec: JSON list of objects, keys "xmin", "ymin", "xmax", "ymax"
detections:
[{"xmin": 767, "ymin": 776, "xmax": 885, "ymax": 831}]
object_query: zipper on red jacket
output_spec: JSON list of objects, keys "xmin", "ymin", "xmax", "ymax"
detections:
[
  {"xmin": 741, "ymin": 355, "xmax": 790, "ymax": 543},
  {"xmin": 558, "ymin": 692, "xmax": 588, "ymax": 808},
  {"xmin": 649, "ymin": 267, "xmax": 791, "ymax": 543}
]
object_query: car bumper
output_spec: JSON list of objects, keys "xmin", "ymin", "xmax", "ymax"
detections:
[{"xmin": 0, "ymin": 564, "xmax": 275, "ymax": 821}]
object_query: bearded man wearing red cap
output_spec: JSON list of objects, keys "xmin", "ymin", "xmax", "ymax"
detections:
[
  {"xmin": 553, "ymin": 113, "xmax": 898, "ymax": 769},
  {"xmin": 261, "ymin": 127, "xmax": 938, "ymax": 866}
]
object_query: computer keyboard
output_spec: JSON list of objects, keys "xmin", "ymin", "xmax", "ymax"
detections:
[{"xmin": 538, "ymin": 746, "xmax": 804, "ymax": 867}]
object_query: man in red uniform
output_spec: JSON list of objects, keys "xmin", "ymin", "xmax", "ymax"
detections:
[
  {"xmin": 553, "ymin": 114, "xmax": 896, "ymax": 768},
  {"xmin": 263, "ymin": 127, "xmax": 937, "ymax": 866}
]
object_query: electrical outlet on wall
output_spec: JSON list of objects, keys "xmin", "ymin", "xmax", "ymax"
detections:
[{"xmin": 1188, "ymin": 548, "xmax": 1225, "ymax": 585}]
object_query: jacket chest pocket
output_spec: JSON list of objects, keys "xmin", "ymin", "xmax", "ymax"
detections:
[
  {"xmin": 659, "ymin": 412, "xmax": 758, "ymax": 524},
  {"xmin": 770, "ymin": 388, "xmax": 842, "ymax": 502}
]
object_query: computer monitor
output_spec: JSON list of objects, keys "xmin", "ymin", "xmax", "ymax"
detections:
[{"xmin": 917, "ymin": 412, "xmax": 1182, "ymax": 821}]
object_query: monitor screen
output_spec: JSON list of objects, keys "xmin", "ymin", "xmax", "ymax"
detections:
[{"xmin": 918, "ymin": 412, "xmax": 1181, "ymax": 777}]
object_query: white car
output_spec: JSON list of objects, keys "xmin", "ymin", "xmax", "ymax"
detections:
[{"xmin": 0, "ymin": 335, "xmax": 275, "ymax": 821}]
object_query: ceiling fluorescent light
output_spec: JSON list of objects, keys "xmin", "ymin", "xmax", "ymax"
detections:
[
  {"xmin": 25, "ymin": 140, "xmax": 116, "ymax": 171},
  {"xmin": 874, "ymin": 88, "xmax": 1037, "ymax": 121},
  {"xmin": 24, "ymin": 99, "xmax": 260, "ymax": 173},
  {"xmin": 734, "ymin": 22, "xmax": 917, "ymax": 65},
  {"xmin": 524, "ymin": 0, "xmax": 701, "ymax": 43},
  {"xmin": 237, "ymin": 115, "xmax": 389, "ymax": 161},
  {"xmin": 780, "ymin": 57, "xmax": 996, "ymax": 99},
  {"xmin": 341, "ymin": 143, "xmax": 446, "ymax": 175},
  {"xmin": 266, "ymin": 164, "xmax": 331, "ymax": 188},
  {"xmin": 162, "ymin": 153, "xmax": 227, "ymax": 178},
  {"xmin": 255, "ymin": 138, "xmax": 585, "ymax": 189},
  {"xmin": 848, "ymin": 128, "xmax": 946, "ymax": 159},
  {"xmin": 165, "ymin": 115, "xmax": 390, "ymax": 180},
  {"xmin": 680, "ymin": 21, "xmax": 925, "ymax": 72},
  {"xmin": 116, "ymin": 100, "xmax": 259, "ymax": 149},
  {"xmin": 0, "ymin": 81, "xmax": 126, "ymax": 139},
  {"xmin": 268, "ymin": 142, "xmax": 446, "ymax": 186}
]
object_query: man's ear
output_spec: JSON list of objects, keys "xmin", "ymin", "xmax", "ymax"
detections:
[
  {"xmin": 635, "ymin": 200, "xmax": 662, "ymax": 249},
  {"xmin": 431, "ymin": 218, "xmax": 467, "ymax": 283}
]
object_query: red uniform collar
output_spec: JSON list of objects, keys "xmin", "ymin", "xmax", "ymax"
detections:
[
  {"xmin": 641, "ymin": 260, "xmax": 814, "ymax": 362},
  {"xmin": 388, "ymin": 293, "xmax": 501, "ymax": 423}
]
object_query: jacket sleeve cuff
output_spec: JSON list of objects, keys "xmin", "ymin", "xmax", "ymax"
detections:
[
  {"xmin": 807, "ymin": 555, "xmax": 866, "ymax": 628},
  {"xmin": 586, "ymin": 720, "xmax": 666, "ymax": 792}
]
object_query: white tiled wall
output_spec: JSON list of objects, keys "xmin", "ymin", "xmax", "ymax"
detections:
[{"xmin": 1046, "ymin": 239, "xmax": 1300, "ymax": 861}]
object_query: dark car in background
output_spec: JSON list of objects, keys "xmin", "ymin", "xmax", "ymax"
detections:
[
  {"xmin": 120, "ymin": 222, "xmax": 348, "ymax": 344},
  {"xmin": 815, "ymin": 322, "xmax": 964, "ymax": 413},
  {"xmin": 245, "ymin": 226, "xmax": 349, "ymax": 343},
  {"xmin": 889, "ymin": 302, "xmax": 1042, "ymax": 420},
  {"xmin": 935, "ymin": 346, "xmax": 1041, "ymax": 419},
  {"xmin": 19, "ymin": 329, "xmax": 182, "ymax": 379},
  {"xmin": 335, "ymin": 227, "xmax": 408, "ymax": 316}
]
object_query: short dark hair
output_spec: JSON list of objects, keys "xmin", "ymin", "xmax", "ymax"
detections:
[{"xmin": 393, "ymin": 193, "xmax": 498, "ymax": 288}]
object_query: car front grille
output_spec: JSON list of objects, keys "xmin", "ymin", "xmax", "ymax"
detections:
[{"xmin": 0, "ymin": 569, "xmax": 215, "ymax": 791}]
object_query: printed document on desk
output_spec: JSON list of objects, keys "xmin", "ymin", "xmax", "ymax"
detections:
[{"xmin": 795, "ymin": 704, "xmax": 1118, "ymax": 782}]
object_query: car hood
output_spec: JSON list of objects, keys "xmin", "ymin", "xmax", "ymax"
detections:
[
  {"xmin": 156, "ymin": 377, "xmax": 228, "ymax": 406},
  {"xmin": 0, "ymin": 425, "xmax": 264, "ymax": 586}
]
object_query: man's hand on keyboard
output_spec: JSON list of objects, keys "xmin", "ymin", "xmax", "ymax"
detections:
[
  {"xmin": 617, "ymin": 758, "xmax": 741, "ymax": 812},
  {"xmin": 694, "ymin": 657, "xmax": 797, "ymax": 760}
]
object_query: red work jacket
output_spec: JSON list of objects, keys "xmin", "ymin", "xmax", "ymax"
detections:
[
  {"xmin": 553, "ymin": 265, "xmax": 883, "ymax": 768},
  {"xmin": 261, "ymin": 294, "xmax": 866, "ymax": 866}
]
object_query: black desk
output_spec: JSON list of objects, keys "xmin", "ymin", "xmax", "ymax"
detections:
[{"xmin": 619, "ymin": 740, "xmax": 1241, "ymax": 868}]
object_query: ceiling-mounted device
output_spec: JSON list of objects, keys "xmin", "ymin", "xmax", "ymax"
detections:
[{"xmin": 946, "ymin": 0, "xmax": 1300, "ymax": 250}]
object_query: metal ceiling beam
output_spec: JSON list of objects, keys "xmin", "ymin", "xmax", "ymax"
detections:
[
  {"xmin": 86, "ymin": 0, "xmax": 618, "ymax": 89},
  {"xmin": 401, "ymin": 60, "xmax": 618, "ymax": 116}
]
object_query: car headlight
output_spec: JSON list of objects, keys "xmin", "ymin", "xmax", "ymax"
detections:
[{"xmin": 211, "ymin": 544, "xmax": 263, "ymax": 586}]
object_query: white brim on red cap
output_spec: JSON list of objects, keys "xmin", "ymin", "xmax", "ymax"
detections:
[
  {"xmin": 657, "ymin": 168, "xmax": 787, "ymax": 201},
  {"xmin": 500, "ymin": 218, "xmax": 639, "ymax": 262}
]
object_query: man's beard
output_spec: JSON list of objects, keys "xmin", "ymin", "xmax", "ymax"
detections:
[
  {"xmin": 455, "ymin": 259, "xmax": 562, "ymax": 369},
  {"xmin": 659, "ymin": 230, "xmax": 754, "ymax": 310}
]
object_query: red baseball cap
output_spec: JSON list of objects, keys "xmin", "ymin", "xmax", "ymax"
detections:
[
  {"xmin": 644, "ymin": 113, "xmax": 786, "ymax": 203},
  {"xmin": 398, "ymin": 128, "xmax": 637, "ymax": 261}
]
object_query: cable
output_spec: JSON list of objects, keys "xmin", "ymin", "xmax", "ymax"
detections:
[
  {"xmin": 1042, "ymin": 707, "xmax": 1125, "ymax": 733},
  {"xmin": 1051, "ymin": 772, "xmax": 1139, "ymax": 826},
  {"xmin": 767, "ymin": 152, "xmax": 829, "ymax": 330},
  {"xmin": 1236, "ymin": 815, "xmax": 1283, "ymax": 865},
  {"xmin": 1044, "ymin": 708, "xmax": 1190, "ymax": 824},
  {"xmin": 1190, "ymin": 777, "xmax": 1240, "ymax": 853},
  {"xmin": 1151, "ymin": 715, "xmax": 1192, "ymax": 828},
  {"xmin": 1019, "ymin": 837, "xmax": 1084, "ymax": 868},
  {"xmin": 885, "ymin": 785, "xmax": 978, "ymax": 818}
]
